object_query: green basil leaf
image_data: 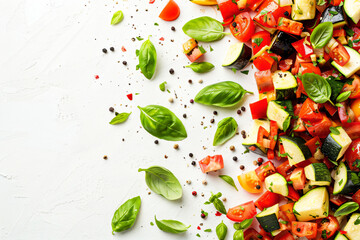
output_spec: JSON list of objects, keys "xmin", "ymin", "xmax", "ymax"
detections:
[
  {"xmin": 216, "ymin": 221, "xmax": 228, "ymax": 240},
  {"xmin": 336, "ymin": 91, "xmax": 351, "ymax": 103},
  {"xmin": 111, "ymin": 196, "xmax": 141, "ymax": 233},
  {"xmin": 204, "ymin": 229, "xmax": 212, "ymax": 232},
  {"xmin": 185, "ymin": 62, "xmax": 214, "ymax": 73},
  {"xmin": 310, "ymin": 22, "xmax": 333, "ymax": 48},
  {"xmin": 327, "ymin": 77, "xmax": 344, "ymax": 102},
  {"xmin": 195, "ymin": 81, "xmax": 253, "ymax": 108},
  {"xmin": 159, "ymin": 81, "xmax": 167, "ymax": 91},
  {"xmin": 330, "ymin": 126, "xmax": 340, "ymax": 135},
  {"xmin": 213, "ymin": 117, "xmax": 238, "ymax": 146},
  {"xmin": 138, "ymin": 105, "xmax": 187, "ymax": 141},
  {"xmin": 302, "ymin": 73, "xmax": 332, "ymax": 104},
  {"xmin": 111, "ymin": 10, "xmax": 124, "ymax": 25},
  {"xmin": 138, "ymin": 166, "xmax": 182, "ymax": 200},
  {"xmin": 138, "ymin": 37, "xmax": 157, "ymax": 80},
  {"xmin": 239, "ymin": 219, "xmax": 253, "ymax": 230},
  {"xmin": 334, "ymin": 202, "xmax": 359, "ymax": 217},
  {"xmin": 154, "ymin": 216, "xmax": 190, "ymax": 233},
  {"xmin": 109, "ymin": 112, "xmax": 131, "ymax": 125},
  {"xmin": 355, "ymin": 216, "xmax": 360, "ymax": 225},
  {"xmin": 219, "ymin": 174, "xmax": 238, "ymax": 191},
  {"xmin": 213, "ymin": 198, "xmax": 227, "ymax": 214},
  {"xmin": 182, "ymin": 16, "xmax": 227, "ymax": 42},
  {"xmin": 233, "ymin": 229, "xmax": 244, "ymax": 240}
]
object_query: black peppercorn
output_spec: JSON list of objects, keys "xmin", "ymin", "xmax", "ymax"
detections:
[
  {"xmin": 102, "ymin": 48, "xmax": 107, "ymax": 53},
  {"xmin": 237, "ymin": 110, "xmax": 242, "ymax": 115},
  {"xmin": 154, "ymin": 140, "xmax": 159, "ymax": 144},
  {"xmin": 122, "ymin": 61, "xmax": 127, "ymax": 65},
  {"xmin": 188, "ymin": 79, "xmax": 192, "ymax": 84},
  {"xmin": 109, "ymin": 107, "xmax": 114, "ymax": 112},
  {"xmin": 171, "ymin": 26, "xmax": 175, "ymax": 31},
  {"xmin": 190, "ymin": 99, "xmax": 194, "ymax": 103},
  {"xmin": 232, "ymin": 22, "xmax": 237, "ymax": 27},
  {"xmin": 189, "ymin": 153, "xmax": 193, "ymax": 157},
  {"xmin": 256, "ymin": 185, "xmax": 261, "ymax": 189},
  {"xmin": 191, "ymin": 161, "xmax": 196, "ymax": 166},
  {"xmin": 210, "ymin": 119, "xmax": 215, "ymax": 123},
  {"xmin": 233, "ymin": 156, "xmax": 238, "ymax": 161},
  {"xmin": 284, "ymin": 11, "xmax": 289, "ymax": 17},
  {"xmin": 240, "ymin": 165, "xmax": 245, "ymax": 170},
  {"xmin": 110, "ymin": 47, "xmax": 115, "ymax": 52},
  {"xmin": 213, "ymin": 111, "xmax": 218, "ymax": 115},
  {"xmin": 183, "ymin": 114, "xmax": 187, "ymax": 118},
  {"xmin": 169, "ymin": 68, "xmax": 174, "ymax": 74},
  {"xmin": 241, "ymin": 106, "xmax": 246, "ymax": 111}
]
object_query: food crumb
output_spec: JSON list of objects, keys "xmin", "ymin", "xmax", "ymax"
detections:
[
  {"xmin": 202, "ymin": 180, "xmax": 207, "ymax": 185},
  {"xmin": 168, "ymin": 97, "xmax": 174, "ymax": 103},
  {"xmin": 173, "ymin": 144, "xmax": 179, "ymax": 149},
  {"xmin": 103, "ymin": 155, "xmax": 108, "ymax": 160},
  {"xmin": 230, "ymin": 145, "xmax": 235, "ymax": 151}
]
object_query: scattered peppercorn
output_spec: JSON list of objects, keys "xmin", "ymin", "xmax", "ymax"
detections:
[
  {"xmin": 222, "ymin": 197, "xmax": 226, "ymax": 202},
  {"xmin": 241, "ymin": 130, "xmax": 246, "ymax": 135},
  {"xmin": 233, "ymin": 156, "xmax": 238, "ymax": 161},
  {"xmin": 154, "ymin": 140, "xmax": 159, "ymax": 144},
  {"xmin": 110, "ymin": 47, "xmax": 115, "ymax": 52},
  {"xmin": 188, "ymin": 79, "xmax": 192, "ymax": 84},
  {"xmin": 258, "ymin": 158, "xmax": 264, "ymax": 163},
  {"xmin": 169, "ymin": 68, "xmax": 174, "ymax": 74},
  {"xmin": 103, "ymin": 155, "xmax": 108, "ymax": 160},
  {"xmin": 109, "ymin": 107, "xmax": 114, "ymax": 112},
  {"xmin": 232, "ymin": 22, "xmax": 237, "ymax": 27},
  {"xmin": 190, "ymin": 99, "xmax": 194, "ymax": 103},
  {"xmin": 122, "ymin": 61, "xmax": 127, "ymax": 65},
  {"xmin": 240, "ymin": 165, "xmax": 245, "ymax": 170},
  {"xmin": 198, "ymin": 79, "xmax": 203, "ymax": 83},
  {"xmin": 169, "ymin": 97, "xmax": 174, "ymax": 103},
  {"xmin": 102, "ymin": 48, "xmax": 107, "ymax": 53},
  {"xmin": 241, "ymin": 106, "xmax": 246, "ymax": 111},
  {"xmin": 192, "ymin": 191, "xmax": 197, "ymax": 196},
  {"xmin": 174, "ymin": 144, "xmax": 179, "ymax": 149},
  {"xmin": 189, "ymin": 153, "xmax": 193, "ymax": 157},
  {"xmin": 256, "ymin": 185, "xmax": 261, "ymax": 189},
  {"xmin": 171, "ymin": 26, "xmax": 176, "ymax": 31},
  {"xmin": 213, "ymin": 111, "xmax": 218, "ymax": 115},
  {"xmin": 230, "ymin": 145, "xmax": 235, "ymax": 151},
  {"xmin": 297, "ymin": 228, "xmax": 301, "ymax": 232},
  {"xmin": 210, "ymin": 119, "xmax": 215, "ymax": 124},
  {"xmin": 284, "ymin": 11, "xmax": 289, "ymax": 17},
  {"xmin": 253, "ymin": 160, "xmax": 258, "ymax": 166},
  {"xmin": 237, "ymin": 110, "xmax": 242, "ymax": 115},
  {"xmin": 183, "ymin": 114, "xmax": 187, "ymax": 118},
  {"xmin": 202, "ymin": 180, "xmax": 207, "ymax": 185},
  {"xmin": 191, "ymin": 161, "xmax": 196, "ymax": 166}
]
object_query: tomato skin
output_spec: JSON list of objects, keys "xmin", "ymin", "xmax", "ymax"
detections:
[
  {"xmin": 159, "ymin": 0, "xmax": 180, "ymax": 21},
  {"xmin": 247, "ymin": 0, "xmax": 265, "ymax": 11},
  {"xmin": 251, "ymin": 31, "xmax": 271, "ymax": 55},
  {"xmin": 276, "ymin": 160, "xmax": 294, "ymax": 178},
  {"xmin": 277, "ymin": 17, "xmax": 303, "ymax": 35},
  {"xmin": 305, "ymin": 136, "xmax": 322, "ymax": 155},
  {"xmin": 299, "ymin": 98, "xmax": 323, "ymax": 123},
  {"xmin": 279, "ymin": 202, "xmax": 296, "ymax": 222},
  {"xmin": 289, "ymin": 168, "xmax": 306, "ymax": 190},
  {"xmin": 349, "ymin": 27, "xmax": 360, "ymax": 50},
  {"xmin": 238, "ymin": 170, "xmax": 263, "ymax": 193},
  {"xmin": 299, "ymin": 62, "xmax": 321, "ymax": 75},
  {"xmin": 254, "ymin": 0, "xmax": 291, "ymax": 29},
  {"xmin": 218, "ymin": 0, "xmax": 241, "ymax": 23},
  {"xmin": 353, "ymin": 189, "xmax": 360, "ymax": 204},
  {"xmin": 292, "ymin": 221, "xmax": 318, "ymax": 239},
  {"xmin": 255, "ymin": 161, "xmax": 276, "ymax": 181},
  {"xmin": 198, "ymin": 155, "xmax": 224, "ymax": 173},
  {"xmin": 330, "ymin": 0, "xmax": 343, "ymax": 6},
  {"xmin": 255, "ymin": 191, "xmax": 280, "ymax": 210},
  {"xmin": 344, "ymin": 138, "xmax": 360, "ymax": 172},
  {"xmin": 253, "ymin": 52, "xmax": 275, "ymax": 71},
  {"xmin": 279, "ymin": 59, "xmax": 293, "ymax": 71},
  {"xmin": 227, "ymin": 201, "xmax": 257, "ymax": 222},
  {"xmin": 343, "ymin": 75, "xmax": 360, "ymax": 99},
  {"xmin": 351, "ymin": 98, "xmax": 360, "ymax": 121},
  {"xmin": 330, "ymin": 193, "xmax": 348, "ymax": 206},
  {"xmin": 250, "ymin": 98, "xmax": 268, "ymax": 119},
  {"xmin": 338, "ymin": 101, "xmax": 354, "ymax": 124},
  {"xmin": 255, "ymin": 70, "xmax": 274, "ymax": 93},
  {"xmin": 305, "ymin": 113, "xmax": 332, "ymax": 138},
  {"xmin": 343, "ymin": 122, "xmax": 360, "ymax": 139},
  {"xmin": 333, "ymin": 29, "xmax": 346, "ymax": 37},
  {"xmin": 186, "ymin": 47, "xmax": 204, "ymax": 62},
  {"xmin": 315, "ymin": 216, "xmax": 340, "ymax": 240},
  {"xmin": 291, "ymin": 37, "xmax": 314, "ymax": 59},
  {"xmin": 328, "ymin": 41, "xmax": 350, "ymax": 66},
  {"xmin": 230, "ymin": 12, "xmax": 255, "ymax": 42},
  {"xmin": 287, "ymin": 185, "xmax": 300, "ymax": 201},
  {"xmin": 244, "ymin": 228, "xmax": 271, "ymax": 240}
]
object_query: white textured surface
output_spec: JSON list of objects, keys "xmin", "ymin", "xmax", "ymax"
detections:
[{"xmin": 1, "ymin": 0, "xmax": 262, "ymax": 239}]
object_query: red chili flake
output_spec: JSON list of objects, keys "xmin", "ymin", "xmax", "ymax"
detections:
[
  {"xmin": 340, "ymin": 230, "xmax": 347, "ymax": 235},
  {"xmin": 149, "ymin": 0, "xmax": 155, "ymax": 3},
  {"xmin": 197, "ymin": 226, "xmax": 201, "ymax": 230},
  {"xmin": 121, "ymin": 46, "xmax": 127, "ymax": 52},
  {"xmin": 95, "ymin": 75, "xmax": 99, "ymax": 79},
  {"xmin": 192, "ymin": 191, "xmax": 197, "ymax": 196},
  {"xmin": 215, "ymin": 211, "xmax": 222, "ymax": 216},
  {"xmin": 126, "ymin": 93, "xmax": 133, "ymax": 100},
  {"xmin": 159, "ymin": 37, "xmax": 164, "ymax": 41}
]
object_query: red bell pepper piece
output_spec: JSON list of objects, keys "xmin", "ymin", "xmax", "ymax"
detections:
[
  {"xmin": 126, "ymin": 93, "xmax": 133, "ymax": 100},
  {"xmin": 267, "ymin": 149, "xmax": 275, "ymax": 159},
  {"xmin": 253, "ymin": 52, "xmax": 275, "ymax": 71},
  {"xmin": 305, "ymin": 136, "xmax": 321, "ymax": 155},
  {"xmin": 277, "ymin": 17, "xmax": 304, "ymax": 35},
  {"xmin": 331, "ymin": 194, "xmax": 348, "ymax": 206},
  {"xmin": 287, "ymin": 185, "xmax": 300, "ymax": 201},
  {"xmin": 255, "ymin": 191, "xmax": 280, "ymax": 211},
  {"xmin": 291, "ymin": 37, "xmax": 314, "ymax": 59},
  {"xmin": 299, "ymin": 98, "xmax": 323, "ymax": 123},
  {"xmin": 257, "ymin": 126, "xmax": 270, "ymax": 148},
  {"xmin": 250, "ymin": 98, "xmax": 268, "ymax": 119},
  {"xmin": 218, "ymin": 0, "xmax": 240, "ymax": 24},
  {"xmin": 305, "ymin": 113, "xmax": 332, "ymax": 138},
  {"xmin": 323, "ymin": 101, "xmax": 338, "ymax": 116},
  {"xmin": 279, "ymin": 59, "xmax": 293, "ymax": 71}
]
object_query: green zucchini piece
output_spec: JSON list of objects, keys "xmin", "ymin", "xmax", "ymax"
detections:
[
  {"xmin": 272, "ymin": 71, "xmax": 297, "ymax": 100},
  {"xmin": 256, "ymin": 204, "xmax": 280, "ymax": 232},
  {"xmin": 265, "ymin": 173, "xmax": 289, "ymax": 197},
  {"xmin": 321, "ymin": 126, "xmax": 352, "ymax": 162},
  {"xmin": 304, "ymin": 163, "xmax": 331, "ymax": 183},
  {"xmin": 280, "ymin": 136, "xmax": 312, "ymax": 166},
  {"xmin": 222, "ymin": 42, "xmax": 252, "ymax": 70},
  {"xmin": 242, "ymin": 119, "xmax": 270, "ymax": 156}
]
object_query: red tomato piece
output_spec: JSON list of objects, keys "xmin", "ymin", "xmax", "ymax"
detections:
[
  {"xmin": 305, "ymin": 136, "xmax": 322, "ymax": 155},
  {"xmin": 274, "ymin": 231, "xmax": 295, "ymax": 240},
  {"xmin": 333, "ymin": 29, "xmax": 346, "ymax": 37},
  {"xmin": 299, "ymin": 62, "xmax": 321, "ymax": 75},
  {"xmin": 250, "ymin": 98, "xmax": 268, "ymax": 119},
  {"xmin": 289, "ymin": 168, "xmax": 306, "ymax": 190},
  {"xmin": 227, "ymin": 201, "xmax": 257, "ymax": 222},
  {"xmin": 276, "ymin": 160, "xmax": 294, "ymax": 178},
  {"xmin": 330, "ymin": 194, "xmax": 348, "ymax": 206},
  {"xmin": 159, "ymin": 0, "xmax": 180, "ymax": 21},
  {"xmin": 247, "ymin": 0, "xmax": 265, "ymax": 11},
  {"xmin": 348, "ymin": 27, "xmax": 360, "ymax": 50},
  {"xmin": 244, "ymin": 228, "xmax": 270, "ymax": 240},
  {"xmin": 353, "ymin": 189, "xmax": 360, "ymax": 204},
  {"xmin": 255, "ymin": 191, "xmax": 280, "ymax": 210},
  {"xmin": 343, "ymin": 75, "xmax": 360, "ymax": 99},
  {"xmin": 315, "ymin": 216, "xmax": 340, "ymax": 240},
  {"xmin": 287, "ymin": 185, "xmax": 300, "ymax": 201},
  {"xmin": 345, "ymin": 138, "xmax": 360, "ymax": 172},
  {"xmin": 257, "ymin": 126, "xmax": 270, "ymax": 148},
  {"xmin": 186, "ymin": 47, "xmax": 203, "ymax": 62},
  {"xmin": 269, "ymin": 120, "xmax": 278, "ymax": 150},
  {"xmin": 253, "ymin": 52, "xmax": 275, "ymax": 71},
  {"xmin": 330, "ymin": 0, "xmax": 344, "ymax": 5},
  {"xmin": 255, "ymin": 161, "xmax": 276, "ymax": 181},
  {"xmin": 254, "ymin": 0, "xmax": 291, "ymax": 29},
  {"xmin": 254, "ymin": 70, "xmax": 274, "ymax": 93},
  {"xmin": 267, "ymin": 149, "xmax": 275, "ymax": 159},
  {"xmin": 338, "ymin": 101, "xmax": 354, "ymax": 124},
  {"xmin": 305, "ymin": 113, "xmax": 332, "ymax": 138},
  {"xmin": 292, "ymin": 54, "xmax": 312, "ymax": 75},
  {"xmin": 279, "ymin": 202, "xmax": 296, "ymax": 222},
  {"xmin": 198, "ymin": 155, "xmax": 224, "ymax": 173},
  {"xmin": 230, "ymin": 12, "xmax": 255, "ymax": 42},
  {"xmin": 292, "ymin": 221, "xmax": 318, "ymax": 239},
  {"xmin": 343, "ymin": 122, "xmax": 360, "ymax": 139},
  {"xmin": 218, "ymin": 0, "xmax": 241, "ymax": 23},
  {"xmin": 299, "ymin": 98, "xmax": 323, "ymax": 123},
  {"xmin": 251, "ymin": 31, "xmax": 271, "ymax": 55},
  {"xmin": 149, "ymin": 0, "xmax": 155, "ymax": 3},
  {"xmin": 279, "ymin": 59, "xmax": 293, "ymax": 71},
  {"xmin": 277, "ymin": 17, "xmax": 304, "ymax": 35},
  {"xmin": 323, "ymin": 101, "xmax": 338, "ymax": 116},
  {"xmin": 292, "ymin": 37, "xmax": 314, "ymax": 59},
  {"xmin": 328, "ymin": 40, "xmax": 350, "ymax": 66}
]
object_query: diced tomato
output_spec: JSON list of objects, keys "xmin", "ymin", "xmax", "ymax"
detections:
[
  {"xmin": 257, "ymin": 126, "xmax": 270, "ymax": 148},
  {"xmin": 255, "ymin": 191, "xmax": 280, "ymax": 210},
  {"xmin": 343, "ymin": 75, "xmax": 360, "ymax": 99},
  {"xmin": 247, "ymin": 0, "xmax": 265, "ymax": 11},
  {"xmin": 244, "ymin": 228, "xmax": 270, "ymax": 240},
  {"xmin": 321, "ymin": 69, "xmax": 342, "ymax": 79},
  {"xmin": 333, "ymin": 29, "xmax": 346, "ymax": 37},
  {"xmin": 218, "ymin": 0, "xmax": 241, "ymax": 23},
  {"xmin": 250, "ymin": 98, "xmax": 268, "ymax": 119},
  {"xmin": 323, "ymin": 101, "xmax": 338, "ymax": 116},
  {"xmin": 292, "ymin": 37, "xmax": 314, "ymax": 59},
  {"xmin": 280, "ymin": 203, "xmax": 296, "ymax": 222},
  {"xmin": 230, "ymin": 12, "xmax": 255, "ymax": 42},
  {"xmin": 254, "ymin": 0, "xmax": 291, "ymax": 29},
  {"xmin": 289, "ymin": 168, "xmax": 306, "ymax": 190},
  {"xmin": 267, "ymin": 149, "xmax": 275, "ymax": 159},
  {"xmin": 292, "ymin": 222, "xmax": 317, "ymax": 239},
  {"xmin": 159, "ymin": 0, "xmax": 180, "ymax": 21},
  {"xmin": 348, "ymin": 27, "xmax": 360, "ymax": 50},
  {"xmin": 255, "ymin": 70, "xmax": 274, "ymax": 93},
  {"xmin": 227, "ymin": 201, "xmax": 257, "ymax": 222},
  {"xmin": 287, "ymin": 185, "xmax": 300, "ymax": 201},
  {"xmin": 344, "ymin": 138, "xmax": 360, "ymax": 172},
  {"xmin": 238, "ymin": 171, "xmax": 263, "ymax": 193},
  {"xmin": 277, "ymin": 17, "xmax": 303, "ymax": 35},
  {"xmin": 198, "ymin": 155, "xmax": 224, "ymax": 173},
  {"xmin": 351, "ymin": 98, "xmax": 360, "ymax": 121},
  {"xmin": 126, "ymin": 93, "xmax": 133, "ymax": 100},
  {"xmin": 269, "ymin": 120, "xmax": 278, "ymax": 150},
  {"xmin": 186, "ymin": 47, "xmax": 203, "ymax": 62},
  {"xmin": 276, "ymin": 160, "xmax": 294, "ymax": 178},
  {"xmin": 353, "ymin": 189, "xmax": 360, "ymax": 205},
  {"xmin": 149, "ymin": 0, "xmax": 155, "ymax": 3},
  {"xmin": 299, "ymin": 98, "xmax": 323, "ymax": 123},
  {"xmin": 305, "ymin": 113, "xmax": 332, "ymax": 138},
  {"xmin": 255, "ymin": 161, "xmax": 276, "ymax": 181},
  {"xmin": 330, "ymin": 194, "xmax": 348, "ymax": 206},
  {"xmin": 328, "ymin": 40, "xmax": 350, "ymax": 66},
  {"xmin": 252, "ymin": 31, "xmax": 271, "ymax": 55},
  {"xmin": 343, "ymin": 122, "xmax": 360, "ymax": 139},
  {"xmin": 253, "ymin": 52, "xmax": 275, "ymax": 71},
  {"xmin": 299, "ymin": 62, "xmax": 321, "ymax": 75},
  {"xmin": 338, "ymin": 101, "xmax": 354, "ymax": 124},
  {"xmin": 295, "ymin": 159, "xmax": 312, "ymax": 168},
  {"xmin": 292, "ymin": 54, "xmax": 312, "ymax": 75},
  {"xmin": 330, "ymin": 0, "xmax": 343, "ymax": 5},
  {"xmin": 274, "ymin": 231, "xmax": 295, "ymax": 240},
  {"xmin": 315, "ymin": 216, "xmax": 340, "ymax": 240},
  {"xmin": 305, "ymin": 136, "xmax": 322, "ymax": 155},
  {"xmin": 279, "ymin": 59, "xmax": 293, "ymax": 71}
]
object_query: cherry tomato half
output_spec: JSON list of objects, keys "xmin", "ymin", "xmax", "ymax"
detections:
[
  {"xmin": 251, "ymin": 31, "xmax": 271, "ymax": 55},
  {"xmin": 238, "ymin": 170, "xmax": 263, "ymax": 193},
  {"xmin": 344, "ymin": 138, "xmax": 360, "ymax": 172},
  {"xmin": 230, "ymin": 12, "xmax": 255, "ymax": 42},
  {"xmin": 227, "ymin": 201, "xmax": 257, "ymax": 222},
  {"xmin": 315, "ymin": 216, "xmax": 340, "ymax": 240},
  {"xmin": 292, "ymin": 221, "xmax": 318, "ymax": 239},
  {"xmin": 159, "ymin": 0, "xmax": 180, "ymax": 21},
  {"xmin": 329, "ymin": 40, "xmax": 350, "ymax": 66}
]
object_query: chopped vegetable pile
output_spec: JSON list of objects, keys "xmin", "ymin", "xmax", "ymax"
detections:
[{"xmin": 110, "ymin": 0, "xmax": 360, "ymax": 239}]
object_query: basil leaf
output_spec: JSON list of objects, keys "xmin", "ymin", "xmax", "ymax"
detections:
[
  {"xmin": 233, "ymin": 229, "xmax": 244, "ymax": 240},
  {"xmin": 185, "ymin": 62, "xmax": 214, "ymax": 73},
  {"xmin": 330, "ymin": 126, "xmax": 340, "ymax": 135},
  {"xmin": 213, "ymin": 198, "xmax": 227, "ymax": 214},
  {"xmin": 154, "ymin": 216, "xmax": 190, "ymax": 233},
  {"xmin": 219, "ymin": 174, "xmax": 238, "ymax": 191},
  {"xmin": 195, "ymin": 81, "xmax": 253, "ymax": 108},
  {"xmin": 182, "ymin": 16, "xmax": 227, "ymax": 42},
  {"xmin": 355, "ymin": 216, "xmax": 360, "ymax": 225},
  {"xmin": 336, "ymin": 91, "xmax": 351, "ymax": 103},
  {"xmin": 111, "ymin": 196, "xmax": 141, "ymax": 233},
  {"xmin": 138, "ymin": 105, "xmax": 187, "ymax": 141},
  {"xmin": 109, "ymin": 112, "xmax": 131, "ymax": 125},
  {"xmin": 159, "ymin": 81, "xmax": 167, "ymax": 91},
  {"xmin": 138, "ymin": 37, "xmax": 157, "ymax": 80},
  {"xmin": 216, "ymin": 221, "xmax": 228, "ymax": 240},
  {"xmin": 138, "ymin": 166, "xmax": 182, "ymax": 200},
  {"xmin": 334, "ymin": 202, "xmax": 359, "ymax": 217},
  {"xmin": 239, "ymin": 219, "xmax": 253, "ymax": 230},
  {"xmin": 213, "ymin": 117, "xmax": 238, "ymax": 146},
  {"xmin": 327, "ymin": 77, "xmax": 344, "ymax": 102},
  {"xmin": 302, "ymin": 73, "xmax": 332, "ymax": 104},
  {"xmin": 111, "ymin": 10, "xmax": 124, "ymax": 25},
  {"xmin": 310, "ymin": 22, "xmax": 333, "ymax": 48}
]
